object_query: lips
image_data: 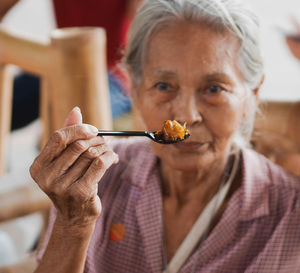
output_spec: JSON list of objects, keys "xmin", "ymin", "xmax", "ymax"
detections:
[{"xmin": 173, "ymin": 141, "xmax": 210, "ymax": 152}]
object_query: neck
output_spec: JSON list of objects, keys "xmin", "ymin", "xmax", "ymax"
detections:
[{"xmin": 160, "ymin": 156, "xmax": 232, "ymax": 208}]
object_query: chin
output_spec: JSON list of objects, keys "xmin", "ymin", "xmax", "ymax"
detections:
[
  {"xmin": 162, "ymin": 151, "xmax": 214, "ymax": 172},
  {"xmin": 152, "ymin": 142, "xmax": 217, "ymax": 170}
]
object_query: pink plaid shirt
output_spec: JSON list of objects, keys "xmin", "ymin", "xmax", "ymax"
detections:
[{"xmin": 37, "ymin": 138, "xmax": 300, "ymax": 272}]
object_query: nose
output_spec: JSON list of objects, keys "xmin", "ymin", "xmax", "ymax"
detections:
[{"xmin": 173, "ymin": 95, "xmax": 203, "ymax": 126}]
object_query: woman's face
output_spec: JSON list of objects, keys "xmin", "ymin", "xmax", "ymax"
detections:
[{"xmin": 133, "ymin": 21, "xmax": 254, "ymax": 171}]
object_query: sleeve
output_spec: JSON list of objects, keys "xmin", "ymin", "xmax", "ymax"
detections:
[{"xmin": 35, "ymin": 205, "xmax": 57, "ymax": 262}]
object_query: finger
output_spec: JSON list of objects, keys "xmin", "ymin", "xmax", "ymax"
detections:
[
  {"xmin": 49, "ymin": 150, "xmax": 118, "ymax": 202},
  {"xmin": 78, "ymin": 151, "xmax": 119, "ymax": 188},
  {"xmin": 80, "ymin": 143, "xmax": 109, "ymax": 161},
  {"xmin": 39, "ymin": 124, "xmax": 99, "ymax": 164},
  {"xmin": 63, "ymin": 107, "xmax": 82, "ymax": 127},
  {"xmin": 51, "ymin": 137, "xmax": 106, "ymax": 176},
  {"xmin": 57, "ymin": 144, "xmax": 109, "ymax": 187},
  {"xmin": 30, "ymin": 139, "xmax": 108, "ymax": 196},
  {"xmin": 32, "ymin": 146, "xmax": 101, "ymax": 200}
]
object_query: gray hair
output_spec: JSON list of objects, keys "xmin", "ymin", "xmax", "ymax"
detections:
[{"xmin": 124, "ymin": 0, "xmax": 264, "ymax": 147}]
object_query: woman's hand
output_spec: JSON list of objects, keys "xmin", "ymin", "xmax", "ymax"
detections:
[{"xmin": 30, "ymin": 107, "xmax": 119, "ymax": 228}]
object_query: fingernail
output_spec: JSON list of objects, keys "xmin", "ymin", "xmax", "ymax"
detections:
[{"xmin": 73, "ymin": 106, "xmax": 81, "ymax": 113}]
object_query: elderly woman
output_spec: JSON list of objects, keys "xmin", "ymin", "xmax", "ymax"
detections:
[{"xmin": 30, "ymin": 0, "xmax": 300, "ymax": 272}]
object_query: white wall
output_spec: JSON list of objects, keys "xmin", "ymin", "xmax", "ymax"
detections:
[
  {"xmin": 2, "ymin": 0, "xmax": 55, "ymax": 42},
  {"xmin": 245, "ymin": 0, "xmax": 300, "ymax": 101},
  {"xmin": 2, "ymin": 0, "xmax": 300, "ymax": 101}
]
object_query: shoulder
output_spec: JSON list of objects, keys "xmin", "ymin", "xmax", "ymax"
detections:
[
  {"xmin": 241, "ymin": 149, "xmax": 300, "ymax": 217},
  {"xmin": 241, "ymin": 148, "xmax": 300, "ymax": 189}
]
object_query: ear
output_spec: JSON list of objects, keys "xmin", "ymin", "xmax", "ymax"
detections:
[
  {"xmin": 63, "ymin": 106, "xmax": 83, "ymax": 127},
  {"xmin": 252, "ymin": 74, "xmax": 265, "ymax": 105}
]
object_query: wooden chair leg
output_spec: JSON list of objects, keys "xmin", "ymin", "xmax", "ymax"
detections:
[{"xmin": 0, "ymin": 64, "xmax": 13, "ymax": 176}]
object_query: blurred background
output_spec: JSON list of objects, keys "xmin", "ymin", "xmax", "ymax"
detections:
[
  {"xmin": 2, "ymin": 0, "xmax": 300, "ymax": 101},
  {"xmin": 0, "ymin": 0, "xmax": 299, "ymax": 271}
]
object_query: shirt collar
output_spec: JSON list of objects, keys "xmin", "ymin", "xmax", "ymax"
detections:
[
  {"xmin": 119, "ymin": 140, "xmax": 271, "ymax": 221},
  {"xmin": 239, "ymin": 149, "xmax": 270, "ymax": 221}
]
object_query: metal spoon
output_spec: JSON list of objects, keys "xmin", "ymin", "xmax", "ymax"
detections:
[{"xmin": 97, "ymin": 130, "xmax": 190, "ymax": 144}]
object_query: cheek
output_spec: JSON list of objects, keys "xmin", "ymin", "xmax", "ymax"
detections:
[
  {"xmin": 138, "ymin": 96, "xmax": 173, "ymax": 131},
  {"xmin": 205, "ymin": 97, "xmax": 244, "ymax": 139}
]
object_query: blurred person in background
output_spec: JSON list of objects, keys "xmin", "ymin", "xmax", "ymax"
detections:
[{"xmin": 0, "ymin": 0, "xmax": 143, "ymax": 130}]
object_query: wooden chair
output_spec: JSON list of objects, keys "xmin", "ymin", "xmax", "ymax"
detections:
[
  {"xmin": 251, "ymin": 100, "xmax": 300, "ymax": 176},
  {"xmin": 0, "ymin": 25, "xmax": 112, "ymax": 273},
  {"xmin": 0, "ymin": 26, "xmax": 112, "ymax": 174}
]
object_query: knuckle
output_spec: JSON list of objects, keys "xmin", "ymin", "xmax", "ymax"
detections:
[
  {"xmin": 93, "ymin": 157, "xmax": 105, "ymax": 169},
  {"xmin": 97, "ymin": 150, "xmax": 115, "ymax": 169},
  {"xmin": 75, "ymin": 124, "xmax": 91, "ymax": 138},
  {"xmin": 51, "ymin": 130, "xmax": 65, "ymax": 146},
  {"xmin": 71, "ymin": 140, "xmax": 88, "ymax": 154},
  {"xmin": 29, "ymin": 161, "xmax": 37, "ymax": 180},
  {"xmin": 30, "ymin": 157, "xmax": 43, "ymax": 180},
  {"xmin": 84, "ymin": 147, "xmax": 99, "ymax": 159},
  {"xmin": 74, "ymin": 125, "xmax": 86, "ymax": 138}
]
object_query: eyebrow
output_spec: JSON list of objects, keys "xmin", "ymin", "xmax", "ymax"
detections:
[
  {"xmin": 151, "ymin": 70, "xmax": 234, "ymax": 84},
  {"xmin": 203, "ymin": 73, "xmax": 234, "ymax": 84}
]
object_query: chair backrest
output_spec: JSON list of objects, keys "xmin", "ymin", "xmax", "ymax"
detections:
[
  {"xmin": 252, "ymin": 100, "xmax": 300, "ymax": 176},
  {"xmin": 0, "ymin": 26, "xmax": 113, "ymax": 176}
]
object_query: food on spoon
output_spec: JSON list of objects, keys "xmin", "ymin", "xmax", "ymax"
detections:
[{"xmin": 155, "ymin": 120, "xmax": 190, "ymax": 142}]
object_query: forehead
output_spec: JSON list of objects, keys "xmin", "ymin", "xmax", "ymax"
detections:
[{"xmin": 145, "ymin": 20, "xmax": 242, "ymax": 78}]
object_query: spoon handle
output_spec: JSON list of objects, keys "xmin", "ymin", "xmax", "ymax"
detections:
[{"xmin": 97, "ymin": 130, "xmax": 148, "ymax": 137}]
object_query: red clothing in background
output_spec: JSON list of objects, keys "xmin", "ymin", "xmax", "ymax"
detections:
[{"xmin": 52, "ymin": 0, "xmax": 130, "ymax": 69}]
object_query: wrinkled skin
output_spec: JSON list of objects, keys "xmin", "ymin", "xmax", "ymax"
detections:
[
  {"xmin": 133, "ymin": 21, "xmax": 253, "ymax": 173},
  {"xmin": 30, "ymin": 108, "xmax": 119, "ymax": 227},
  {"xmin": 131, "ymin": 20, "xmax": 260, "ymax": 260}
]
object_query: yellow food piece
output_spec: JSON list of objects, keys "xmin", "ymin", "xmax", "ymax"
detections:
[{"xmin": 159, "ymin": 120, "xmax": 189, "ymax": 141}]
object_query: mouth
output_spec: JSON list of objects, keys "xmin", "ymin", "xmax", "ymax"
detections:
[{"xmin": 173, "ymin": 141, "xmax": 210, "ymax": 152}]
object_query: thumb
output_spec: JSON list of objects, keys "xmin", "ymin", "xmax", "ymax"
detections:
[{"xmin": 63, "ymin": 106, "xmax": 83, "ymax": 127}]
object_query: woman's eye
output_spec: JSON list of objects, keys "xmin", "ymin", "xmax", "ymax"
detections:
[
  {"xmin": 154, "ymin": 82, "xmax": 170, "ymax": 91},
  {"xmin": 207, "ymin": 85, "xmax": 222, "ymax": 94}
]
